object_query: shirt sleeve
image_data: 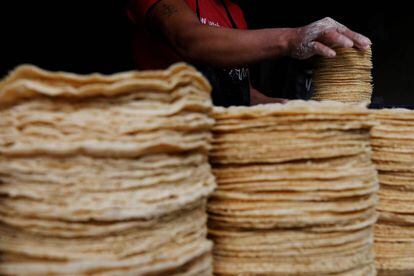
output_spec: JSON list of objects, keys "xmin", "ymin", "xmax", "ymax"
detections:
[{"xmin": 127, "ymin": 0, "xmax": 162, "ymax": 24}]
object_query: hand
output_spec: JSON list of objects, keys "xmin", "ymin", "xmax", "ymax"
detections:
[
  {"xmin": 250, "ymin": 88, "xmax": 288, "ymax": 105},
  {"xmin": 290, "ymin": 17, "xmax": 371, "ymax": 60}
]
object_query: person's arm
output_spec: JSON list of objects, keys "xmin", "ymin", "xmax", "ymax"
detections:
[
  {"xmin": 144, "ymin": 0, "xmax": 293, "ymax": 67},
  {"xmin": 137, "ymin": 0, "xmax": 371, "ymax": 67}
]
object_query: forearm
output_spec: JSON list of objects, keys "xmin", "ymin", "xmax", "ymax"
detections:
[{"xmin": 172, "ymin": 26, "xmax": 296, "ymax": 67}]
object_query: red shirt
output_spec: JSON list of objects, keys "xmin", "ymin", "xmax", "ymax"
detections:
[{"xmin": 128, "ymin": 0, "xmax": 248, "ymax": 70}]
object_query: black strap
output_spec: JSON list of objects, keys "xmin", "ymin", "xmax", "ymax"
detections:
[
  {"xmin": 196, "ymin": 0, "xmax": 201, "ymax": 20},
  {"xmin": 219, "ymin": 0, "xmax": 238, "ymax": 29},
  {"xmin": 195, "ymin": 0, "xmax": 238, "ymax": 29}
]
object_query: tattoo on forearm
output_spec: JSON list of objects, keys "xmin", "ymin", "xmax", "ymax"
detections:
[{"xmin": 160, "ymin": 3, "xmax": 178, "ymax": 18}]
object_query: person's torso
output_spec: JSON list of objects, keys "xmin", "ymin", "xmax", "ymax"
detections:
[{"xmin": 131, "ymin": 0, "xmax": 250, "ymax": 106}]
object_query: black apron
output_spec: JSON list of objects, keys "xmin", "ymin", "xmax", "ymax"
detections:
[{"xmin": 195, "ymin": 0, "xmax": 250, "ymax": 107}]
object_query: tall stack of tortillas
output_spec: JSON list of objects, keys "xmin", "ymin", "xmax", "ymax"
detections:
[
  {"xmin": 371, "ymin": 109, "xmax": 414, "ymax": 275},
  {"xmin": 0, "ymin": 63, "xmax": 216, "ymax": 275},
  {"xmin": 312, "ymin": 47, "xmax": 373, "ymax": 104},
  {"xmin": 209, "ymin": 101, "xmax": 378, "ymax": 275}
]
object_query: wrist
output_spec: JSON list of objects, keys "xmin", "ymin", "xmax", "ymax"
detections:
[{"xmin": 284, "ymin": 27, "xmax": 300, "ymax": 57}]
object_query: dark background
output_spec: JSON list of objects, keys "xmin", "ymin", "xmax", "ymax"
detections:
[{"xmin": 0, "ymin": 3, "xmax": 410, "ymax": 106}]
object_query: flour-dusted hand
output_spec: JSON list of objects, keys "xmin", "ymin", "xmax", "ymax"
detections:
[{"xmin": 290, "ymin": 17, "xmax": 372, "ymax": 60}]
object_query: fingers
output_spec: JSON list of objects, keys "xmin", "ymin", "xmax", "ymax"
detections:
[
  {"xmin": 265, "ymin": 98, "xmax": 288, "ymax": 104},
  {"xmin": 340, "ymin": 28, "xmax": 371, "ymax": 50},
  {"xmin": 318, "ymin": 28, "xmax": 354, "ymax": 49},
  {"xmin": 308, "ymin": 41, "xmax": 336, "ymax": 58},
  {"xmin": 315, "ymin": 17, "xmax": 371, "ymax": 51},
  {"xmin": 272, "ymin": 98, "xmax": 289, "ymax": 104}
]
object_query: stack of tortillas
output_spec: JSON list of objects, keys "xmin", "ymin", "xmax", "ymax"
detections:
[
  {"xmin": 209, "ymin": 100, "xmax": 379, "ymax": 275},
  {"xmin": 312, "ymin": 47, "xmax": 373, "ymax": 104},
  {"xmin": 0, "ymin": 63, "xmax": 216, "ymax": 275},
  {"xmin": 371, "ymin": 109, "xmax": 414, "ymax": 275}
]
